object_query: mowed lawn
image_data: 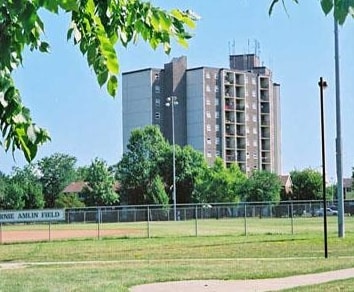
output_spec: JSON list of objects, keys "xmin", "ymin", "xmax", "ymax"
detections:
[{"xmin": 0, "ymin": 217, "xmax": 354, "ymax": 291}]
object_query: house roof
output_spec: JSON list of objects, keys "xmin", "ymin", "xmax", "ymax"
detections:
[
  {"xmin": 279, "ymin": 175, "xmax": 292, "ymax": 186},
  {"xmin": 343, "ymin": 178, "xmax": 353, "ymax": 188},
  {"xmin": 62, "ymin": 181, "xmax": 88, "ymax": 193},
  {"xmin": 63, "ymin": 181, "xmax": 120, "ymax": 193}
]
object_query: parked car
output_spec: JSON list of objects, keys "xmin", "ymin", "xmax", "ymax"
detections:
[{"xmin": 314, "ymin": 207, "xmax": 338, "ymax": 216}]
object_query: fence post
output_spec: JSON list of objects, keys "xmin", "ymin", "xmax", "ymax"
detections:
[
  {"xmin": 195, "ymin": 205, "xmax": 198, "ymax": 237},
  {"xmin": 97, "ymin": 208, "xmax": 101, "ymax": 240},
  {"xmin": 244, "ymin": 204, "xmax": 247, "ymax": 236},
  {"xmin": 147, "ymin": 206, "xmax": 150, "ymax": 238},
  {"xmin": 290, "ymin": 201, "xmax": 294, "ymax": 235},
  {"xmin": 48, "ymin": 222, "xmax": 51, "ymax": 242}
]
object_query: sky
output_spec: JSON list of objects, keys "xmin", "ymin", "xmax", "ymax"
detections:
[{"xmin": 1, "ymin": 0, "xmax": 354, "ymax": 182}]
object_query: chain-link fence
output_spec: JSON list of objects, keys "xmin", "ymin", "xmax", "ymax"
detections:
[{"xmin": 1, "ymin": 200, "xmax": 354, "ymax": 243}]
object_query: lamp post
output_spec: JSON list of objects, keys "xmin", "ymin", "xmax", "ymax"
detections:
[
  {"xmin": 318, "ymin": 77, "xmax": 328, "ymax": 258},
  {"xmin": 166, "ymin": 96, "xmax": 178, "ymax": 221},
  {"xmin": 334, "ymin": 18, "xmax": 345, "ymax": 238}
]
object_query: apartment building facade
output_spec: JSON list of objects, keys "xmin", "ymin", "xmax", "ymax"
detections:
[{"xmin": 122, "ymin": 54, "xmax": 281, "ymax": 175}]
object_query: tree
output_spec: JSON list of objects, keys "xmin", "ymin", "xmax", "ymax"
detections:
[
  {"xmin": 84, "ymin": 158, "xmax": 118, "ymax": 206},
  {"xmin": 194, "ymin": 158, "xmax": 247, "ymax": 203},
  {"xmin": 11, "ymin": 165, "xmax": 44, "ymax": 209},
  {"xmin": 117, "ymin": 125, "xmax": 170, "ymax": 205},
  {"xmin": 0, "ymin": 1, "xmax": 197, "ymax": 161},
  {"xmin": 290, "ymin": 168, "xmax": 322, "ymax": 200},
  {"xmin": 55, "ymin": 193, "xmax": 85, "ymax": 208},
  {"xmin": 160, "ymin": 145, "xmax": 209, "ymax": 204},
  {"xmin": 146, "ymin": 175, "xmax": 169, "ymax": 205},
  {"xmin": 37, "ymin": 153, "xmax": 77, "ymax": 207},
  {"xmin": 269, "ymin": 0, "xmax": 354, "ymax": 24},
  {"xmin": 2, "ymin": 182, "xmax": 25, "ymax": 210},
  {"xmin": 241, "ymin": 170, "xmax": 282, "ymax": 203},
  {"xmin": 0, "ymin": 172, "xmax": 8, "ymax": 208}
]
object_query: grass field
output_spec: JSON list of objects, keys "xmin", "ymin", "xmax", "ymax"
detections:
[{"xmin": 1, "ymin": 217, "xmax": 354, "ymax": 291}]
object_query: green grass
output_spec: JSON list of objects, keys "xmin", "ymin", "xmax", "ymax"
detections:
[
  {"xmin": 282, "ymin": 278, "xmax": 354, "ymax": 291},
  {"xmin": 1, "ymin": 218, "xmax": 354, "ymax": 291}
]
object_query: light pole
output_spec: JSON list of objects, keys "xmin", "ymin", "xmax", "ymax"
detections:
[
  {"xmin": 166, "ymin": 96, "xmax": 178, "ymax": 221},
  {"xmin": 334, "ymin": 18, "xmax": 345, "ymax": 238},
  {"xmin": 318, "ymin": 77, "xmax": 328, "ymax": 258}
]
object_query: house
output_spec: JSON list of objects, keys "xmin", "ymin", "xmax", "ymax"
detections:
[
  {"xmin": 62, "ymin": 181, "xmax": 90, "ymax": 201},
  {"xmin": 343, "ymin": 178, "xmax": 353, "ymax": 199},
  {"xmin": 62, "ymin": 181, "xmax": 121, "ymax": 202},
  {"xmin": 279, "ymin": 174, "xmax": 293, "ymax": 200}
]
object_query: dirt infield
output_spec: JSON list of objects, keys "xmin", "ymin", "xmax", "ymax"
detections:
[{"xmin": 0, "ymin": 228, "xmax": 139, "ymax": 243}]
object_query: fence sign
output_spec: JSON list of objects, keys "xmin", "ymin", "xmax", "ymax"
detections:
[{"xmin": 0, "ymin": 209, "xmax": 65, "ymax": 223}]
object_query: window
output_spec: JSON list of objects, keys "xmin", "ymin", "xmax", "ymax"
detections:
[
  {"xmin": 252, "ymin": 115, "xmax": 257, "ymax": 122},
  {"xmin": 216, "ymin": 150, "xmax": 220, "ymax": 157},
  {"xmin": 155, "ymin": 85, "xmax": 160, "ymax": 93},
  {"xmin": 246, "ymin": 127, "xmax": 250, "ymax": 134},
  {"xmin": 206, "ymin": 99, "xmax": 211, "ymax": 105},
  {"xmin": 252, "ymin": 90, "xmax": 256, "ymax": 98},
  {"xmin": 252, "ymin": 102, "xmax": 257, "ymax": 109},
  {"xmin": 206, "ymin": 111, "xmax": 211, "ymax": 118},
  {"xmin": 214, "ymin": 73, "xmax": 219, "ymax": 80},
  {"xmin": 206, "ymin": 124, "xmax": 211, "ymax": 131},
  {"xmin": 253, "ymin": 140, "xmax": 257, "ymax": 147},
  {"xmin": 216, "ymin": 137, "xmax": 220, "ymax": 145},
  {"xmin": 245, "ymin": 76, "xmax": 248, "ymax": 84},
  {"xmin": 207, "ymin": 138, "xmax": 212, "ymax": 145},
  {"xmin": 155, "ymin": 112, "xmax": 160, "ymax": 119},
  {"xmin": 253, "ymin": 127, "xmax": 257, "ymax": 134},
  {"xmin": 215, "ymin": 98, "xmax": 219, "ymax": 106},
  {"xmin": 215, "ymin": 112, "xmax": 220, "ymax": 119},
  {"xmin": 215, "ymin": 85, "xmax": 219, "ymax": 93},
  {"xmin": 252, "ymin": 77, "xmax": 256, "ymax": 85},
  {"xmin": 155, "ymin": 73, "xmax": 159, "ymax": 80},
  {"xmin": 207, "ymin": 151, "xmax": 212, "ymax": 158},
  {"xmin": 205, "ymin": 72, "xmax": 211, "ymax": 79},
  {"xmin": 245, "ymin": 114, "xmax": 249, "ymax": 121},
  {"xmin": 155, "ymin": 98, "xmax": 160, "ymax": 107},
  {"xmin": 215, "ymin": 124, "xmax": 220, "ymax": 132},
  {"xmin": 206, "ymin": 85, "xmax": 211, "ymax": 92},
  {"xmin": 245, "ymin": 90, "xmax": 249, "ymax": 97}
]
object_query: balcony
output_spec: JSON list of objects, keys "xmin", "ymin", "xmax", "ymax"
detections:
[
  {"xmin": 261, "ymin": 128, "xmax": 270, "ymax": 138},
  {"xmin": 260, "ymin": 103, "xmax": 270, "ymax": 114},
  {"xmin": 260, "ymin": 77, "xmax": 269, "ymax": 89},
  {"xmin": 260, "ymin": 90, "xmax": 269, "ymax": 101},
  {"xmin": 261, "ymin": 140, "xmax": 270, "ymax": 151},
  {"xmin": 261, "ymin": 116, "xmax": 270, "ymax": 126}
]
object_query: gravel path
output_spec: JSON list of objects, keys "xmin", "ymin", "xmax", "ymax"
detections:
[{"xmin": 131, "ymin": 268, "xmax": 354, "ymax": 292}]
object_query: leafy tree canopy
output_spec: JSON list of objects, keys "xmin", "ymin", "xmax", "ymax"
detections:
[
  {"xmin": 194, "ymin": 158, "xmax": 246, "ymax": 203},
  {"xmin": 269, "ymin": 0, "xmax": 354, "ymax": 24},
  {"xmin": 241, "ymin": 170, "xmax": 282, "ymax": 203},
  {"xmin": 37, "ymin": 153, "xmax": 77, "ymax": 207},
  {"xmin": 84, "ymin": 157, "xmax": 118, "ymax": 206},
  {"xmin": 290, "ymin": 168, "xmax": 322, "ymax": 200},
  {"xmin": 0, "ymin": 0, "xmax": 197, "ymax": 162}
]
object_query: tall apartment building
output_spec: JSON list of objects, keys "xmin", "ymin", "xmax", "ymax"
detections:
[{"xmin": 122, "ymin": 54, "xmax": 281, "ymax": 175}]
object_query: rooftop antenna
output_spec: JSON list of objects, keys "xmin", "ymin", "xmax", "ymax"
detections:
[{"xmin": 254, "ymin": 39, "xmax": 261, "ymax": 57}]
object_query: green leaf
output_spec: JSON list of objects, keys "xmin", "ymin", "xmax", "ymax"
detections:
[
  {"xmin": 97, "ymin": 70, "xmax": 108, "ymax": 87},
  {"xmin": 39, "ymin": 42, "xmax": 50, "ymax": 53},
  {"xmin": 107, "ymin": 75, "xmax": 118, "ymax": 97},
  {"xmin": 321, "ymin": 0, "xmax": 333, "ymax": 15},
  {"xmin": 59, "ymin": 0, "xmax": 79, "ymax": 11}
]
